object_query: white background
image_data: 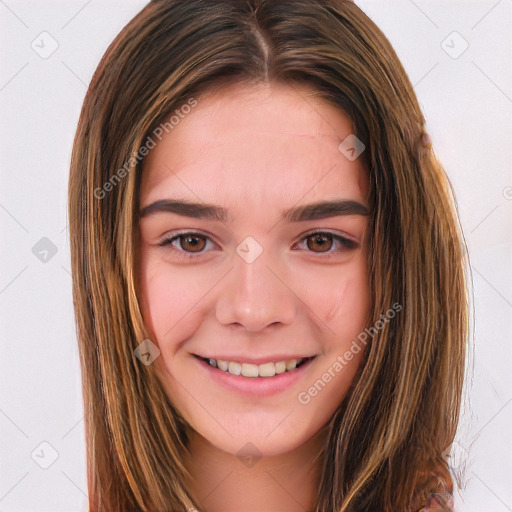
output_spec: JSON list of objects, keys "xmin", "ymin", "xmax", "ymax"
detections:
[{"xmin": 0, "ymin": 1, "xmax": 511, "ymax": 510}]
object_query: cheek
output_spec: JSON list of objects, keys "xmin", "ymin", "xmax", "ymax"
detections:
[
  {"xmin": 323, "ymin": 274, "xmax": 370, "ymax": 330},
  {"xmin": 138, "ymin": 257, "xmax": 208, "ymax": 349},
  {"xmin": 301, "ymin": 258, "xmax": 370, "ymax": 336}
]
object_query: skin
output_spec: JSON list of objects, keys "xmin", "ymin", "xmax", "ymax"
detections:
[{"xmin": 137, "ymin": 81, "xmax": 371, "ymax": 512}]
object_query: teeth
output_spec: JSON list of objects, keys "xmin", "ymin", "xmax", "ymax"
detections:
[
  {"xmin": 241, "ymin": 363, "xmax": 259, "ymax": 377},
  {"xmin": 228, "ymin": 361, "xmax": 241, "ymax": 375},
  {"xmin": 206, "ymin": 357, "xmax": 307, "ymax": 377},
  {"xmin": 217, "ymin": 360, "xmax": 229, "ymax": 371},
  {"xmin": 258, "ymin": 362, "xmax": 275, "ymax": 377},
  {"xmin": 285, "ymin": 360, "xmax": 297, "ymax": 371},
  {"xmin": 275, "ymin": 361, "xmax": 286, "ymax": 374}
]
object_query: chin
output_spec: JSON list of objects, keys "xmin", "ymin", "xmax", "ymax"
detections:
[{"xmin": 189, "ymin": 410, "xmax": 325, "ymax": 459}]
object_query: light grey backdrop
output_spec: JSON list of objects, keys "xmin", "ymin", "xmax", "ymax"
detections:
[{"xmin": 0, "ymin": 0, "xmax": 511, "ymax": 510}]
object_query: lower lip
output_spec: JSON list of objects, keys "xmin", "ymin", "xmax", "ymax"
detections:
[{"xmin": 192, "ymin": 355, "xmax": 316, "ymax": 398}]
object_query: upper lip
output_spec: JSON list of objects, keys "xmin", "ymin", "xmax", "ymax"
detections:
[{"xmin": 193, "ymin": 354, "xmax": 316, "ymax": 365}]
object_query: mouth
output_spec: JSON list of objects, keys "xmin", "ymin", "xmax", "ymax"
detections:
[
  {"xmin": 193, "ymin": 354, "xmax": 316, "ymax": 378},
  {"xmin": 192, "ymin": 354, "xmax": 318, "ymax": 397}
]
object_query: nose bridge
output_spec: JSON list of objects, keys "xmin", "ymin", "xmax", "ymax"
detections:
[{"xmin": 215, "ymin": 239, "xmax": 296, "ymax": 331}]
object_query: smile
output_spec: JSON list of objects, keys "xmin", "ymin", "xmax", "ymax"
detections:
[
  {"xmin": 199, "ymin": 356, "xmax": 312, "ymax": 378},
  {"xmin": 192, "ymin": 354, "xmax": 317, "ymax": 397}
]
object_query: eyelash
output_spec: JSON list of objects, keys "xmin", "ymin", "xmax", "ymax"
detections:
[{"xmin": 157, "ymin": 230, "xmax": 359, "ymax": 261}]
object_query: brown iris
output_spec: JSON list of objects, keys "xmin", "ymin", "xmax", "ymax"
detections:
[
  {"xmin": 306, "ymin": 233, "xmax": 333, "ymax": 253},
  {"xmin": 179, "ymin": 234, "xmax": 206, "ymax": 252}
]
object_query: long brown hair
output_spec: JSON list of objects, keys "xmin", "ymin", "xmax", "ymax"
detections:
[{"xmin": 68, "ymin": 1, "xmax": 470, "ymax": 510}]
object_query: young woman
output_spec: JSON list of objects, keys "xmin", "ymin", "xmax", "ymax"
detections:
[{"xmin": 68, "ymin": 1, "xmax": 470, "ymax": 511}]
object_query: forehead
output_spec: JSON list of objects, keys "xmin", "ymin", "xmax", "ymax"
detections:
[{"xmin": 140, "ymin": 82, "xmax": 369, "ymax": 210}]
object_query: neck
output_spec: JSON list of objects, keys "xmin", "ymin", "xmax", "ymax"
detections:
[{"xmin": 184, "ymin": 427, "xmax": 328, "ymax": 512}]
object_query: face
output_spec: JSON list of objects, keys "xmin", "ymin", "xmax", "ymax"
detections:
[{"xmin": 137, "ymin": 82, "xmax": 371, "ymax": 457}]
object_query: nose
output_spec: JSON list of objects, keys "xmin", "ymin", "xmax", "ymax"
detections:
[{"xmin": 215, "ymin": 247, "xmax": 297, "ymax": 332}]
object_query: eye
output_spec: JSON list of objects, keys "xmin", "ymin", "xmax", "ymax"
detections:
[
  {"xmin": 293, "ymin": 231, "xmax": 359, "ymax": 256},
  {"xmin": 158, "ymin": 231, "xmax": 216, "ymax": 259},
  {"xmin": 158, "ymin": 230, "xmax": 359, "ymax": 260}
]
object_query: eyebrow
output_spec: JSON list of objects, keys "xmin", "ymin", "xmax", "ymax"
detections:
[{"xmin": 139, "ymin": 198, "xmax": 369, "ymax": 222}]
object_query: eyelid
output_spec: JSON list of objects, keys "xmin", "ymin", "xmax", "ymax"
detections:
[
  {"xmin": 292, "ymin": 230, "xmax": 359, "ymax": 254},
  {"xmin": 296, "ymin": 228, "xmax": 358, "ymax": 245},
  {"xmin": 158, "ymin": 229, "xmax": 218, "ymax": 249},
  {"xmin": 157, "ymin": 228, "xmax": 359, "ymax": 260}
]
